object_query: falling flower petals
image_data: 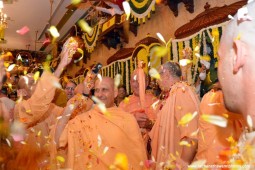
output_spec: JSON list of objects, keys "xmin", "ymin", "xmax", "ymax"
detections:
[
  {"xmin": 114, "ymin": 74, "xmax": 121, "ymax": 88},
  {"xmin": 178, "ymin": 111, "xmax": 198, "ymax": 126},
  {"xmin": 194, "ymin": 46, "xmax": 200, "ymax": 52},
  {"xmin": 156, "ymin": 32, "xmax": 166, "ymax": 44},
  {"xmin": 122, "ymin": 1, "xmax": 131, "ymax": 20},
  {"xmin": 113, "ymin": 153, "xmax": 129, "ymax": 170},
  {"xmin": 71, "ymin": 0, "xmax": 81, "ymax": 5},
  {"xmin": 179, "ymin": 59, "xmax": 192, "ymax": 66},
  {"xmin": 7, "ymin": 64, "xmax": 16, "ymax": 71},
  {"xmin": 49, "ymin": 26, "xmax": 60, "ymax": 38},
  {"xmin": 16, "ymin": 26, "xmax": 30, "ymax": 35},
  {"xmin": 228, "ymin": 14, "xmax": 234, "ymax": 20},
  {"xmin": 123, "ymin": 97, "xmax": 129, "ymax": 104},
  {"xmin": 56, "ymin": 156, "xmax": 65, "ymax": 163},
  {"xmin": 152, "ymin": 100, "xmax": 160, "ymax": 110},
  {"xmin": 78, "ymin": 20, "xmax": 92, "ymax": 34},
  {"xmin": 103, "ymin": 146, "xmax": 109, "ymax": 155},
  {"xmin": 6, "ymin": 139, "xmax": 11, "ymax": 147},
  {"xmin": 34, "ymin": 71, "xmax": 40, "ymax": 82},
  {"xmin": 247, "ymin": 115, "xmax": 253, "ymax": 131},
  {"xmin": 149, "ymin": 68, "xmax": 160, "ymax": 80},
  {"xmin": 179, "ymin": 140, "xmax": 191, "ymax": 147},
  {"xmin": 97, "ymin": 74, "xmax": 102, "ymax": 82},
  {"xmin": 201, "ymin": 114, "xmax": 228, "ymax": 127},
  {"xmin": 98, "ymin": 135, "xmax": 102, "ymax": 147}
]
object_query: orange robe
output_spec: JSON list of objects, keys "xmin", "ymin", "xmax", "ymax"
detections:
[
  {"xmin": 119, "ymin": 93, "xmax": 157, "ymax": 121},
  {"xmin": 58, "ymin": 106, "xmax": 147, "ymax": 170},
  {"xmin": 0, "ymin": 97, "xmax": 15, "ymax": 121},
  {"xmin": 150, "ymin": 82, "xmax": 200, "ymax": 168},
  {"xmin": 13, "ymin": 72, "xmax": 64, "ymax": 168},
  {"xmin": 195, "ymin": 89, "xmax": 245, "ymax": 165}
]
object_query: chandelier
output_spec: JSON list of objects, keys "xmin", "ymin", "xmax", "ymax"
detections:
[{"xmin": 0, "ymin": 0, "xmax": 7, "ymax": 43}]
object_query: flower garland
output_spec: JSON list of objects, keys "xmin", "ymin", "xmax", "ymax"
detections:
[
  {"xmin": 178, "ymin": 41, "xmax": 184, "ymax": 60},
  {"xmin": 82, "ymin": 24, "xmax": 101, "ymax": 53},
  {"xmin": 129, "ymin": 0, "xmax": 156, "ymax": 24}
]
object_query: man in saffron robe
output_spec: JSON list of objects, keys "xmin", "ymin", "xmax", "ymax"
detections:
[
  {"xmin": 119, "ymin": 67, "xmax": 157, "ymax": 128},
  {"xmin": 55, "ymin": 77, "xmax": 147, "ymax": 170},
  {"xmin": 195, "ymin": 83, "xmax": 245, "ymax": 165},
  {"xmin": 150, "ymin": 62, "xmax": 200, "ymax": 169}
]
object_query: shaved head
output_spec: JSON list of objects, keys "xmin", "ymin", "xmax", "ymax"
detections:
[
  {"xmin": 94, "ymin": 77, "xmax": 117, "ymax": 108},
  {"xmin": 218, "ymin": 2, "xmax": 255, "ymax": 116}
]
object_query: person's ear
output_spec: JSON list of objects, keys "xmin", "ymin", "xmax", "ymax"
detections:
[{"xmin": 233, "ymin": 40, "xmax": 247, "ymax": 74}]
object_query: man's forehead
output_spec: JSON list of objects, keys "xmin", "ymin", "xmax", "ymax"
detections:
[{"xmin": 95, "ymin": 79, "xmax": 113, "ymax": 89}]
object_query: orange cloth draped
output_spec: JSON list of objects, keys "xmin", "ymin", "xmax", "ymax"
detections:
[
  {"xmin": 13, "ymin": 72, "xmax": 64, "ymax": 168},
  {"xmin": 195, "ymin": 89, "xmax": 245, "ymax": 165},
  {"xmin": 149, "ymin": 82, "xmax": 200, "ymax": 168},
  {"xmin": 119, "ymin": 93, "xmax": 157, "ymax": 121},
  {"xmin": 14, "ymin": 71, "xmax": 60, "ymax": 127},
  {"xmin": 0, "ymin": 97, "xmax": 15, "ymax": 121},
  {"xmin": 138, "ymin": 67, "xmax": 146, "ymax": 108},
  {"xmin": 58, "ymin": 106, "xmax": 147, "ymax": 170}
]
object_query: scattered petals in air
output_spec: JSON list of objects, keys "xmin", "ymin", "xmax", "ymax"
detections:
[
  {"xmin": 237, "ymin": 6, "xmax": 253, "ymax": 21},
  {"xmin": 178, "ymin": 111, "xmax": 198, "ymax": 126},
  {"xmin": 20, "ymin": 141, "xmax": 27, "ymax": 145},
  {"xmin": 179, "ymin": 140, "xmax": 191, "ymax": 147},
  {"xmin": 123, "ymin": 97, "xmax": 129, "ymax": 104},
  {"xmin": 201, "ymin": 114, "xmax": 228, "ymax": 127},
  {"xmin": 33, "ymin": 71, "xmax": 40, "ymax": 82},
  {"xmin": 228, "ymin": 15, "xmax": 234, "ymax": 20},
  {"xmin": 17, "ymin": 54, "xmax": 22, "ymax": 61},
  {"xmin": 71, "ymin": 0, "xmax": 81, "ymax": 5},
  {"xmin": 103, "ymin": 146, "xmax": 109, "ymax": 155},
  {"xmin": 247, "ymin": 115, "xmax": 253, "ymax": 130},
  {"xmin": 235, "ymin": 33, "xmax": 242, "ymax": 41},
  {"xmin": 37, "ymin": 130, "xmax": 41, "ymax": 137},
  {"xmin": 152, "ymin": 100, "xmax": 160, "ymax": 110},
  {"xmin": 56, "ymin": 156, "xmax": 65, "ymax": 163},
  {"xmin": 16, "ymin": 26, "xmax": 30, "ymax": 35},
  {"xmin": 149, "ymin": 68, "xmax": 160, "ymax": 80},
  {"xmin": 156, "ymin": 32, "xmax": 166, "ymax": 44},
  {"xmin": 114, "ymin": 74, "xmax": 121, "ymax": 88},
  {"xmin": 97, "ymin": 74, "xmax": 102, "ymax": 82},
  {"xmin": 122, "ymin": 1, "xmax": 131, "ymax": 20},
  {"xmin": 195, "ymin": 53, "xmax": 200, "ymax": 58},
  {"xmin": 49, "ymin": 26, "xmax": 60, "ymax": 38},
  {"xmin": 179, "ymin": 59, "xmax": 192, "ymax": 66},
  {"xmin": 7, "ymin": 64, "xmax": 16, "ymax": 71},
  {"xmin": 98, "ymin": 135, "xmax": 102, "ymax": 147},
  {"xmin": 113, "ymin": 153, "xmax": 129, "ymax": 170},
  {"xmin": 150, "ymin": 46, "xmax": 168, "ymax": 58},
  {"xmin": 6, "ymin": 139, "xmax": 11, "ymax": 147},
  {"xmin": 190, "ymin": 129, "xmax": 199, "ymax": 137},
  {"xmin": 78, "ymin": 20, "xmax": 92, "ymax": 34},
  {"xmin": 194, "ymin": 46, "xmax": 200, "ymax": 52},
  {"xmin": 207, "ymin": 103, "xmax": 221, "ymax": 106}
]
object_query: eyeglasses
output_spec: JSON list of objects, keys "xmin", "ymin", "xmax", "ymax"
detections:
[{"xmin": 65, "ymin": 87, "xmax": 75, "ymax": 91}]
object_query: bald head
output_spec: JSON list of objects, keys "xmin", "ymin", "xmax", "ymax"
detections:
[
  {"xmin": 218, "ymin": 2, "xmax": 255, "ymax": 115},
  {"xmin": 221, "ymin": 2, "xmax": 255, "ymax": 50},
  {"xmin": 94, "ymin": 77, "xmax": 117, "ymax": 108}
]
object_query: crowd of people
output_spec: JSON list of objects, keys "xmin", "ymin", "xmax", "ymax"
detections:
[{"xmin": 0, "ymin": 1, "xmax": 255, "ymax": 169}]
